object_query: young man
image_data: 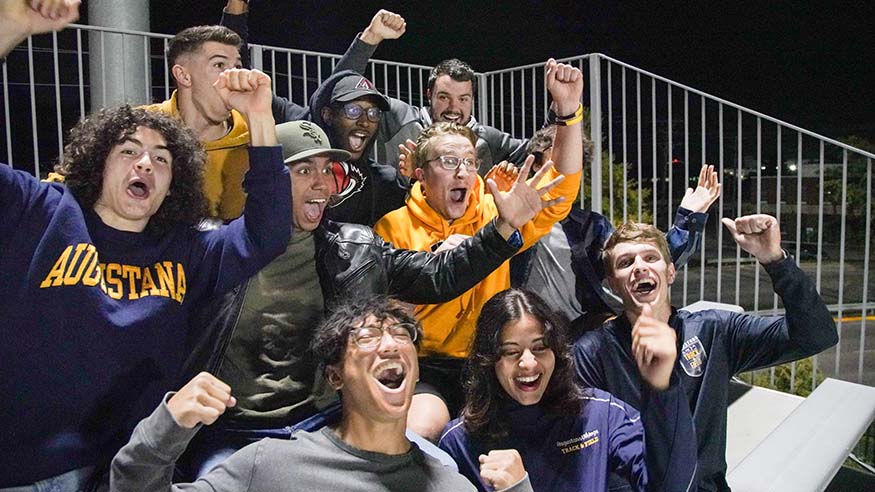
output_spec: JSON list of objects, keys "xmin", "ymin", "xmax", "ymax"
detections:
[
  {"xmin": 181, "ymin": 119, "xmax": 567, "ymax": 477},
  {"xmin": 0, "ymin": 11, "xmax": 291, "ymax": 485},
  {"xmin": 111, "ymin": 297, "xmax": 535, "ymax": 492},
  {"xmin": 512, "ymin": 126, "xmax": 720, "ymax": 334},
  {"xmin": 572, "ymin": 216, "xmax": 838, "ymax": 491},
  {"xmin": 373, "ymin": 58, "xmax": 584, "ymax": 441},
  {"xmin": 142, "ymin": 25, "xmax": 255, "ymax": 220}
]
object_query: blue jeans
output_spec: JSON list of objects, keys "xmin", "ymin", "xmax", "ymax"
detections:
[
  {"xmin": 0, "ymin": 466, "xmax": 101, "ymax": 492},
  {"xmin": 183, "ymin": 402, "xmax": 457, "ymax": 478}
]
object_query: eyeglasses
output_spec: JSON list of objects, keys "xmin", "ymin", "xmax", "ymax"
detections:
[
  {"xmin": 349, "ymin": 323, "xmax": 418, "ymax": 350},
  {"xmin": 427, "ymin": 155, "xmax": 481, "ymax": 172},
  {"xmin": 341, "ymin": 103, "xmax": 382, "ymax": 123}
]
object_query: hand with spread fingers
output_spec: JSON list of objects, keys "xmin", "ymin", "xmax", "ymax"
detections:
[
  {"xmin": 479, "ymin": 449, "xmax": 527, "ymax": 491},
  {"xmin": 632, "ymin": 303, "xmax": 677, "ymax": 391},
  {"xmin": 360, "ymin": 9, "xmax": 407, "ymax": 44},
  {"xmin": 484, "ymin": 161, "xmax": 520, "ymax": 195},
  {"xmin": 680, "ymin": 164, "xmax": 721, "ymax": 213},
  {"xmin": 721, "ymin": 214, "xmax": 784, "ymax": 265},
  {"xmin": 167, "ymin": 372, "xmax": 237, "ymax": 429},
  {"xmin": 490, "ymin": 154, "xmax": 565, "ymax": 238}
]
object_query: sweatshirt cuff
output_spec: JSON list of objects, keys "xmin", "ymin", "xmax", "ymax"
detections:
[
  {"xmin": 498, "ymin": 472, "xmax": 533, "ymax": 492},
  {"xmin": 762, "ymin": 251, "xmax": 796, "ymax": 276},
  {"xmin": 247, "ymin": 145, "xmax": 285, "ymax": 174},
  {"xmin": 486, "ymin": 218, "xmax": 523, "ymax": 256},
  {"xmin": 674, "ymin": 207, "xmax": 707, "ymax": 233},
  {"xmin": 145, "ymin": 392, "xmax": 203, "ymax": 461}
]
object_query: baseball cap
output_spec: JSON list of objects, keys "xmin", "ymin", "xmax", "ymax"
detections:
[
  {"xmin": 329, "ymin": 74, "xmax": 390, "ymax": 111},
  {"xmin": 276, "ymin": 121, "xmax": 351, "ymax": 163}
]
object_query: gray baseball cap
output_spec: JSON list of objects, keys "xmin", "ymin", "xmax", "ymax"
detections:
[
  {"xmin": 276, "ymin": 120, "xmax": 351, "ymax": 163},
  {"xmin": 330, "ymin": 74, "xmax": 390, "ymax": 110}
]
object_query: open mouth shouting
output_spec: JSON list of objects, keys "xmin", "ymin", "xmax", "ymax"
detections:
[
  {"xmin": 303, "ymin": 197, "xmax": 328, "ymax": 223},
  {"xmin": 372, "ymin": 359, "xmax": 410, "ymax": 408},
  {"xmin": 127, "ymin": 177, "xmax": 151, "ymax": 199},
  {"xmin": 347, "ymin": 130, "xmax": 372, "ymax": 156}
]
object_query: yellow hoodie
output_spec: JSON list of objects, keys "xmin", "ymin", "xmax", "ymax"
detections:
[
  {"xmin": 373, "ymin": 167, "xmax": 581, "ymax": 358},
  {"xmin": 142, "ymin": 91, "xmax": 251, "ymax": 220}
]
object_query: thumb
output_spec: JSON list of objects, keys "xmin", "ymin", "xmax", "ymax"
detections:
[
  {"xmin": 641, "ymin": 303, "xmax": 654, "ymax": 319},
  {"xmin": 721, "ymin": 217, "xmax": 738, "ymax": 237},
  {"xmin": 487, "ymin": 178, "xmax": 501, "ymax": 198}
]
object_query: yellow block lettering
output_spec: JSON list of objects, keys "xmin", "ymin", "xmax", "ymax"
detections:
[
  {"xmin": 140, "ymin": 267, "xmax": 158, "ymax": 298},
  {"xmin": 81, "ymin": 246, "xmax": 101, "ymax": 287},
  {"xmin": 174, "ymin": 263, "xmax": 186, "ymax": 303},
  {"xmin": 122, "ymin": 265, "xmax": 142, "ymax": 300},
  {"xmin": 104, "ymin": 263, "xmax": 123, "ymax": 300},
  {"xmin": 154, "ymin": 261, "xmax": 174, "ymax": 298},
  {"xmin": 39, "ymin": 245, "xmax": 73, "ymax": 288}
]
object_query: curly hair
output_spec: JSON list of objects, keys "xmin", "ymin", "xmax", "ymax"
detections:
[
  {"xmin": 461, "ymin": 289, "xmax": 584, "ymax": 444},
  {"xmin": 427, "ymin": 58, "xmax": 477, "ymax": 95},
  {"xmin": 310, "ymin": 296, "xmax": 421, "ymax": 376},
  {"xmin": 603, "ymin": 222, "xmax": 672, "ymax": 275},
  {"xmin": 413, "ymin": 122, "xmax": 478, "ymax": 170},
  {"xmin": 55, "ymin": 106, "xmax": 207, "ymax": 236},
  {"xmin": 166, "ymin": 25, "xmax": 242, "ymax": 68}
]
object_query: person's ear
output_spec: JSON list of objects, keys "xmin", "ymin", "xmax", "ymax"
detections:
[
  {"xmin": 326, "ymin": 366, "xmax": 343, "ymax": 390},
  {"xmin": 667, "ymin": 263, "xmax": 676, "ymax": 285},
  {"xmin": 171, "ymin": 64, "xmax": 191, "ymax": 88},
  {"xmin": 414, "ymin": 165, "xmax": 425, "ymax": 182}
]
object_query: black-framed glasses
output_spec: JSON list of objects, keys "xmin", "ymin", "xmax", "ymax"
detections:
[
  {"xmin": 427, "ymin": 155, "xmax": 481, "ymax": 172},
  {"xmin": 341, "ymin": 103, "xmax": 382, "ymax": 123},
  {"xmin": 350, "ymin": 323, "xmax": 418, "ymax": 350}
]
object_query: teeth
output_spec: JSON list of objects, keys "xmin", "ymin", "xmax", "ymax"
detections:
[
  {"xmin": 516, "ymin": 374, "xmax": 539, "ymax": 383},
  {"xmin": 306, "ymin": 198, "xmax": 327, "ymax": 204},
  {"xmin": 375, "ymin": 361, "xmax": 403, "ymax": 377}
]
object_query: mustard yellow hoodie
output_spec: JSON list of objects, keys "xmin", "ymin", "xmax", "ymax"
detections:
[
  {"xmin": 142, "ymin": 91, "xmax": 251, "ymax": 220},
  {"xmin": 374, "ymin": 167, "xmax": 581, "ymax": 358}
]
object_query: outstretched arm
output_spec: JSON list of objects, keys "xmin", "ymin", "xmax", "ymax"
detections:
[
  {"xmin": 0, "ymin": 0, "xmax": 79, "ymax": 58},
  {"xmin": 720, "ymin": 214, "xmax": 838, "ymax": 372},
  {"xmin": 335, "ymin": 9, "xmax": 406, "ymax": 75}
]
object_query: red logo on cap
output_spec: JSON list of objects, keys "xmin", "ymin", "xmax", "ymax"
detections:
[{"xmin": 355, "ymin": 77, "xmax": 375, "ymax": 90}]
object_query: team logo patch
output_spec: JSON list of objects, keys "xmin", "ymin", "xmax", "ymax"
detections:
[
  {"xmin": 299, "ymin": 121, "xmax": 322, "ymax": 145},
  {"xmin": 555, "ymin": 430, "xmax": 600, "ymax": 455},
  {"xmin": 680, "ymin": 336, "xmax": 707, "ymax": 377},
  {"xmin": 355, "ymin": 77, "xmax": 375, "ymax": 90},
  {"xmin": 330, "ymin": 161, "xmax": 366, "ymax": 207}
]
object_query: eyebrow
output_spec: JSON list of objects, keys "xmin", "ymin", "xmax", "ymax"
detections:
[
  {"xmin": 119, "ymin": 137, "xmax": 169, "ymax": 152},
  {"xmin": 437, "ymin": 90, "xmax": 472, "ymax": 98}
]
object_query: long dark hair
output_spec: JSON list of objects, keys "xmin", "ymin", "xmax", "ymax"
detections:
[{"xmin": 461, "ymin": 289, "xmax": 584, "ymax": 442}]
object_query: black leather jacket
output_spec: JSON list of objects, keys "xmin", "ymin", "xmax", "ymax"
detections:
[{"xmin": 182, "ymin": 219, "xmax": 519, "ymax": 380}]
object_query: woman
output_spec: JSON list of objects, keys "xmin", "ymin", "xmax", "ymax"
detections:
[{"xmin": 438, "ymin": 289, "xmax": 695, "ymax": 492}]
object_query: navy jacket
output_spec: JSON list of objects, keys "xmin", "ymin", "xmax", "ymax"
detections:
[{"xmin": 572, "ymin": 256, "xmax": 838, "ymax": 491}]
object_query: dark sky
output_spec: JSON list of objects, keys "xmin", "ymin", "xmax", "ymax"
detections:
[{"xmin": 148, "ymin": 0, "xmax": 874, "ymax": 141}]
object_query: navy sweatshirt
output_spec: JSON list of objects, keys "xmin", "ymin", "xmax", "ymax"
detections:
[
  {"xmin": 0, "ymin": 147, "xmax": 290, "ymax": 486},
  {"xmin": 572, "ymin": 257, "xmax": 838, "ymax": 491},
  {"xmin": 439, "ymin": 384, "xmax": 696, "ymax": 492}
]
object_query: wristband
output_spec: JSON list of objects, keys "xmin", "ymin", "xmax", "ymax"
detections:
[{"xmin": 555, "ymin": 103, "xmax": 583, "ymax": 127}]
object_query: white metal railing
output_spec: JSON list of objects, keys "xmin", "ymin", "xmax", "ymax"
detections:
[
  {"xmin": 481, "ymin": 53, "xmax": 875, "ymax": 393},
  {"xmin": 3, "ymin": 27, "xmax": 874, "ymax": 394}
]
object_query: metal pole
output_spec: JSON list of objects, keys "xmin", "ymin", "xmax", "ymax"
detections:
[
  {"xmin": 88, "ymin": 0, "xmax": 150, "ymax": 109},
  {"xmin": 589, "ymin": 55, "xmax": 602, "ymax": 214}
]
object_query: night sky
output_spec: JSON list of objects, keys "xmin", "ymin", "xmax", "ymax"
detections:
[{"xmin": 147, "ymin": 1, "xmax": 872, "ymax": 142}]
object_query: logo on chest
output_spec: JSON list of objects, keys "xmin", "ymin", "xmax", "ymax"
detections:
[
  {"xmin": 555, "ymin": 429, "xmax": 599, "ymax": 455},
  {"xmin": 680, "ymin": 335, "xmax": 707, "ymax": 377}
]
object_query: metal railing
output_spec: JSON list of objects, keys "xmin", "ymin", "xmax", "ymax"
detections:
[{"xmin": 3, "ymin": 27, "xmax": 874, "ymax": 395}]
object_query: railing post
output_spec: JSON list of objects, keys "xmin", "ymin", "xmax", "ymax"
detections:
[
  {"xmin": 87, "ymin": 0, "xmax": 150, "ymax": 108},
  {"xmin": 477, "ymin": 73, "xmax": 489, "ymax": 127},
  {"xmin": 588, "ymin": 55, "xmax": 603, "ymax": 214},
  {"xmin": 250, "ymin": 45, "xmax": 263, "ymax": 71}
]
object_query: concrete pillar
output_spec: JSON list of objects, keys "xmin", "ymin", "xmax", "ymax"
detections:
[{"xmin": 88, "ymin": 0, "xmax": 150, "ymax": 110}]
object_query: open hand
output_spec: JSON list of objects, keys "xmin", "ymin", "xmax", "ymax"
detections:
[
  {"xmin": 490, "ymin": 155, "xmax": 565, "ymax": 233},
  {"xmin": 680, "ymin": 165, "xmax": 721, "ymax": 213},
  {"xmin": 483, "ymin": 161, "xmax": 519, "ymax": 194}
]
